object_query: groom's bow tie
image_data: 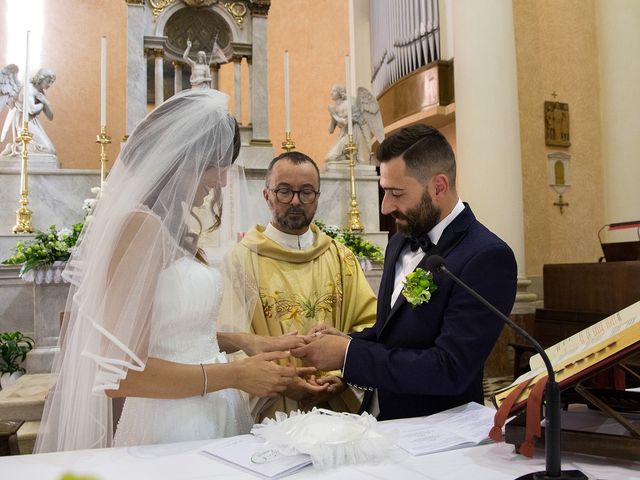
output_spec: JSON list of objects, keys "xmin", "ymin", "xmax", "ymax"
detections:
[{"xmin": 407, "ymin": 236, "xmax": 433, "ymax": 253}]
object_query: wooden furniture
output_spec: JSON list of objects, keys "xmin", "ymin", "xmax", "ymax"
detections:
[
  {"xmin": 0, "ymin": 420, "xmax": 24, "ymax": 456},
  {"xmin": 512, "ymin": 261, "xmax": 640, "ymax": 378}
]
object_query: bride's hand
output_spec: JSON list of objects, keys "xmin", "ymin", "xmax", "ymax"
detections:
[
  {"xmin": 217, "ymin": 332, "xmax": 305, "ymax": 356},
  {"xmin": 243, "ymin": 332, "xmax": 306, "ymax": 356},
  {"xmin": 305, "ymin": 325, "xmax": 349, "ymax": 340},
  {"xmin": 233, "ymin": 351, "xmax": 297, "ymax": 397}
]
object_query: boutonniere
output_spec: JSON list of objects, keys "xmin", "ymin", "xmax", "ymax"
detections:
[{"xmin": 402, "ymin": 267, "xmax": 438, "ymax": 307}]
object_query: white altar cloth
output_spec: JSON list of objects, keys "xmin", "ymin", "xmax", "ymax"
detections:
[{"xmin": 1, "ymin": 420, "xmax": 638, "ymax": 479}]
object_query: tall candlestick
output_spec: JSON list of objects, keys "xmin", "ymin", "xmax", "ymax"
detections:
[
  {"xmin": 345, "ymin": 55, "xmax": 353, "ymax": 137},
  {"xmin": 22, "ymin": 31, "xmax": 30, "ymax": 128},
  {"xmin": 100, "ymin": 36, "xmax": 107, "ymax": 127},
  {"xmin": 284, "ymin": 50, "xmax": 290, "ymax": 133}
]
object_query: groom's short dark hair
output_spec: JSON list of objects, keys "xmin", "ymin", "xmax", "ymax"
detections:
[{"xmin": 377, "ymin": 124, "xmax": 456, "ymax": 186}]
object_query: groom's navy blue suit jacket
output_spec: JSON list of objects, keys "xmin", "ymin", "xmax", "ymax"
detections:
[{"xmin": 343, "ymin": 204, "xmax": 517, "ymax": 420}]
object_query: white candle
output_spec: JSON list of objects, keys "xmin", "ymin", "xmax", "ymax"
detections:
[
  {"xmin": 348, "ymin": 0, "xmax": 357, "ymax": 96},
  {"xmin": 284, "ymin": 50, "xmax": 290, "ymax": 133},
  {"xmin": 100, "ymin": 36, "xmax": 107, "ymax": 127},
  {"xmin": 345, "ymin": 55, "xmax": 353, "ymax": 137},
  {"xmin": 22, "ymin": 31, "xmax": 30, "ymax": 128}
]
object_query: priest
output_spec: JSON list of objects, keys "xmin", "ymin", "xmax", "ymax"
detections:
[{"xmin": 226, "ymin": 151, "xmax": 376, "ymax": 419}]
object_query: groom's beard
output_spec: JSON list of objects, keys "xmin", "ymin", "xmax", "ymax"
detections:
[
  {"xmin": 275, "ymin": 204, "xmax": 317, "ymax": 232},
  {"xmin": 393, "ymin": 190, "xmax": 440, "ymax": 238}
]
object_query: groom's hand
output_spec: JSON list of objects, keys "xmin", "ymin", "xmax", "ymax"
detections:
[{"xmin": 290, "ymin": 334, "xmax": 349, "ymax": 371}]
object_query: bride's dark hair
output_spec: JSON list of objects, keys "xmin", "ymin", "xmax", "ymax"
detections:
[{"xmin": 119, "ymin": 91, "xmax": 241, "ymax": 257}]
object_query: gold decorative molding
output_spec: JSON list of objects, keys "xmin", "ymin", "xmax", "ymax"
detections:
[
  {"xmin": 13, "ymin": 126, "xmax": 34, "ymax": 234},
  {"xmin": 149, "ymin": 0, "xmax": 175, "ymax": 18},
  {"xmin": 183, "ymin": 0, "xmax": 218, "ymax": 6},
  {"xmin": 125, "ymin": 0, "xmax": 145, "ymax": 5},
  {"xmin": 224, "ymin": 2, "xmax": 247, "ymax": 27},
  {"xmin": 96, "ymin": 126, "xmax": 112, "ymax": 188},
  {"xmin": 152, "ymin": 48, "xmax": 165, "ymax": 57}
]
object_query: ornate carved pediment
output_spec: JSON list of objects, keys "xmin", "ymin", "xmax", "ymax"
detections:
[
  {"xmin": 164, "ymin": 7, "xmax": 231, "ymax": 58},
  {"xmin": 182, "ymin": 0, "xmax": 218, "ymax": 6},
  {"xmin": 247, "ymin": 0, "xmax": 270, "ymax": 16}
]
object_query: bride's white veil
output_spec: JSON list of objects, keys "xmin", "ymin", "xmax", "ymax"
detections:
[{"xmin": 35, "ymin": 89, "xmax": 248, "ymax": 453}]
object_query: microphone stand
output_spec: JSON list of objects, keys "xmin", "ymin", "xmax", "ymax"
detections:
[{"xmin": 426, "ymin": 256, "xmax": 586, "ymax": 480}]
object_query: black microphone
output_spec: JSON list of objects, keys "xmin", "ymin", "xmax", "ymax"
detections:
[{"xmin": 425, "ymin": 255, "xmax": 586, "ymax": 480}]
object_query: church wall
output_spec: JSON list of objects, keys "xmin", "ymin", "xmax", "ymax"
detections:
[
  {"xmin": 513, "ymin": 0, "xmax": 605, "ymax": 278},
  {"xmin": 265, "ymin": 0, "xmax": 349, "ymax": 166},
  {"xmin": 0, "ymin": 0, "xmax": 128, "ymax": 170},
  {"xmin": 0, "ymin": 1, "xmax": 348, "ymax": 171}
]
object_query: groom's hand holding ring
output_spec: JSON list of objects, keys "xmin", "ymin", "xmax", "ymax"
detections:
[{"xmin": 290, "ymin": 333, "xmax": 349, "ymax": 371}]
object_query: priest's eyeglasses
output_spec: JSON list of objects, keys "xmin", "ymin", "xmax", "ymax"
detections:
[{"xmin": 269, "ymin": 188, "xmax": 319, "ymax": 204}]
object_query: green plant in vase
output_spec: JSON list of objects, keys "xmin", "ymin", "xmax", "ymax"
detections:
[{"xmin": 0, "ymin": 331, "xmax": 35, "ymax": 388}]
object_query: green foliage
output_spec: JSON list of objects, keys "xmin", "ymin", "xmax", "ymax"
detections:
[
  {"xmin": 402, "ymin": 267, "xmax": 438, "ymax": 307},
  {"xmin": 314, "ymin": 220, "xmax": 384, "ymax": 264},
  {"xmin": 2, "ymin": 223, "xmax": 84, "ymax": 275},
  {"xmin": 58, "ymin": 474, "xmax": 99, "ymax": 480},
  {"xmin": 0, "ymin": 331, "xmax": 35, "ymax": 374}
]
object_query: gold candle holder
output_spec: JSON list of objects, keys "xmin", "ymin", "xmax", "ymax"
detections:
[
  {"xmin": 13, "ymin": 123, "xmax": 34, "ymax": 234},
  {"xmin": 344, "ymin": 134, "xmax": 363, "ymax": 232},
  {"xmin": 281, "ymin": 131, "xmax": 295, "ymax": 152},
  {"xmin": 96, "ymin": 126, "xmax": 112, "ymax": 187}
]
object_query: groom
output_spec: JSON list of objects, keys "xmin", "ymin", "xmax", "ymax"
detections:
[{"xmin": 292, "ymin": 124, "xmax": 517, "ymax": 421}]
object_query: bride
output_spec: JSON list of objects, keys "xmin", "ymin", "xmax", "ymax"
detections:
[{"xmin": 35, "ymin": 89, "xmax": 311, "ymax": 453}]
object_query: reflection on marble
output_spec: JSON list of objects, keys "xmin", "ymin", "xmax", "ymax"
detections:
[
  {"xmin": 126, "ymin": 3, "xmax": 147, "ymax": 134},
  {"xmin": 0, "ymin": 154, "xmax": 60, "ymax": 170},
  {"xmin": 33, "ymin": 282, "xmax": 68, "ymax": 347},
  {"xmin": 251, "ymin": 15, "xmax": 269, "ymax": 140},
  {"xmin": 0, "ymin": 168, "xmax": 100, "ymax": 258},
  {"xmin": 0, "ymin": 265, "xmax": 34, "ymax": 338}
]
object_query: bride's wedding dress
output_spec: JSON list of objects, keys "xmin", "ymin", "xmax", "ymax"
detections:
[{"xmin": 113, "ymin": 256, "xmax": 254, "ymax": 446}]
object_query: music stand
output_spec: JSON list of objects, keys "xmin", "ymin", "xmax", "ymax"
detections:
[{"xmin": 598, "ymin": 221, "xmax": 640, "ymax": 262}]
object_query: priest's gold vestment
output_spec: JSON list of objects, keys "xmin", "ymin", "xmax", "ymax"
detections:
[{"xmin": 226, "ymin": 224, "xmax": 377, "ymax": 417}]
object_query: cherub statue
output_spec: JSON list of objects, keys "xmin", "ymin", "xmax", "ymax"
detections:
[
  {"xmin": 182, "ymin": 37, "xmax": 229, "ymax": 90},
  {"xmin": 0, "ymin": 65, "xmax": 56, "ymax": 156},
  {"xmin": 326, "ymin": 84, "xmax": 384, "ymax": 164}
]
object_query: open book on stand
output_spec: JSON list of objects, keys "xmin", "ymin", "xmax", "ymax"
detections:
[
  {"xmin": 491, "ymin": 300, "xmax": 640, "ymax": 459},
  {"xmin": 492, "ymin": 300, "xmax": 640, "ymax": 412}
]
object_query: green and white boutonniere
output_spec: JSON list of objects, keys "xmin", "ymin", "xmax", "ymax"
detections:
[{"xmin": 402, "ymin": 267, "xmax": 438, "ymax": 307}]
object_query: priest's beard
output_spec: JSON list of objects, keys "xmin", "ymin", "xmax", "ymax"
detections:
[
  {"xmin": 392, "ymin": 189, "xmax": 441, "ymax": 238},
  {"xmin": 275, "ymin": 204, "xmax": 317, "ymax": 232}
]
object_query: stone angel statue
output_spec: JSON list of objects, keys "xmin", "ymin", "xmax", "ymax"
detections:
[
  {"xmin": 0, "ymin": 64, "xmax": 56, "ymax": 157},
  {"xmin": 326, "ymin": 84, "xmax": 385, "ymax": 164}
]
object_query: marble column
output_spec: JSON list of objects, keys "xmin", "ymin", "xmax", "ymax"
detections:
[
  {"xmin": 211, "ymin": 64, "xmax": 219, "ymax": 90},
  {"xmin": 126, "ymin": 3, "xmax": 147, "ymax": 135},
  {"xmin": 453, "ymin": 1, "xmax": 534, "ymax": 310},
  {"xmin": 233, "ymin": 57, "xmax": 242, "ymax": 124},
  {"xmin": 250, "ymin": 14, "xmax": 270, "ymax": 142},
  {"xmin": 453, "ymin": 1, "xmax": 525, "ymax": 272},
  {"xmin": 597, "ymin": 0, "xmax": 640, "ymax": 241},
  {"xmin": 247, "ymin": 58, "xmax": 252, "ymax": 125},
  {"xmin": 173, "ymin": 61, "xmax": 183, "ymax": 94},
  {"xmin": 154, "ymin": 49, "xmax": 164, "ymax": 106}
]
